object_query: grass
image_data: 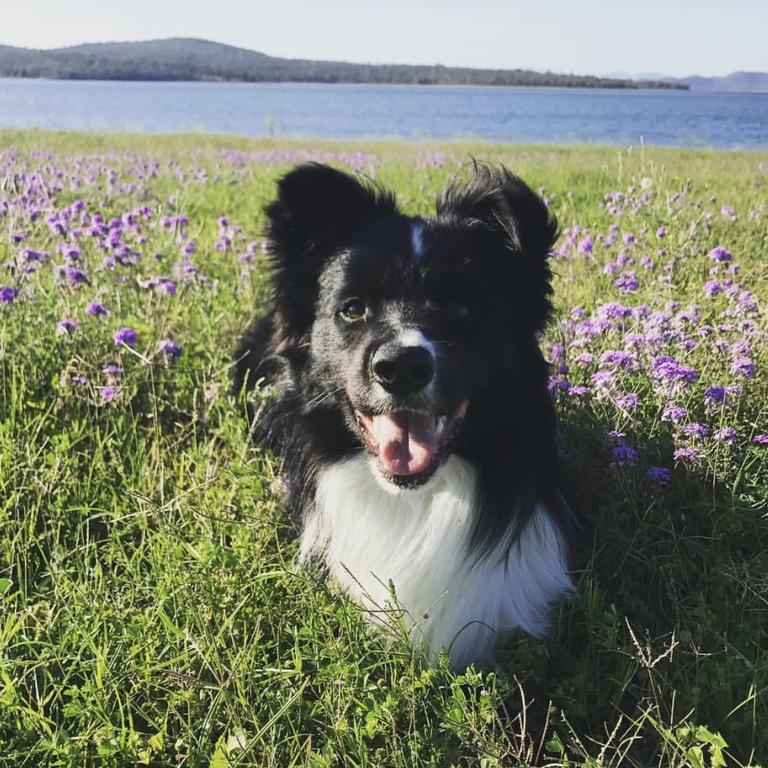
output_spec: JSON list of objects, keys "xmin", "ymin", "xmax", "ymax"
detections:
[{"xmin": 0, "ymin": 130, "xmax": 767, "ymax": 766}]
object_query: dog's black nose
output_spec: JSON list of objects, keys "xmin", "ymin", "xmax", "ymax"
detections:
[{"xmin": 372, "ymin": 343, "xmax": 435, "ymax": 394}]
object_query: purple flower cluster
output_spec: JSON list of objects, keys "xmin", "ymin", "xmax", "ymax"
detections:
[
  {"xmin": 646, "ymin": 466, "xmax": 672, "ymax": 484},
  {"xmin": 544, "ymin": 196, "xmax": 764, "ymax": 485},
  {"xmin": 86, "ymin": 301, "xmax": 110, "ymax": 317},
  {"xmin": 113, "ymin": 327, "xmax": 138, "ymax": 349},
  {"xmin": 1, "ymin": 150, "xmax": 764, "ymax": 497},
  {"xmin": 158, "ymin": 339, "xmax": 182, "ymax": 360},
  {"xmin": 1, "ymin": 286, "xmax": 20, "ymax": 304}
]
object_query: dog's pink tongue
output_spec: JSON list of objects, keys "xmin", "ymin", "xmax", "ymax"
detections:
[{"xmin": 372, "ymin": 412, "xmax": 437, "ymax": 476}]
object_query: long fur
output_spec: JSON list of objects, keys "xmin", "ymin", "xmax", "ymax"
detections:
[
  {"xmin": 234, "ymin": 161, "xmax": 579, "ymax": 667},
  {"xmin": 305, "ymin": 454, "xmax": 572, "ymax": 667}
]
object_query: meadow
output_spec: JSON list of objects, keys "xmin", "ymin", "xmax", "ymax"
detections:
[{"xmin": 1, "ymin": 130, "xmax": 767, "ymax": 767}]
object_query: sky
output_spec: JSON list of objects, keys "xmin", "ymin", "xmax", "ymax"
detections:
[{"xmin": 1, "ymin": 0, "xmax": 766, "ymax": 78}]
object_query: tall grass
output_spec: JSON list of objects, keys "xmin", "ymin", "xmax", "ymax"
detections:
[{"xmin": 0, "ymin": 131, "xmax": 766, "ymax": 766}]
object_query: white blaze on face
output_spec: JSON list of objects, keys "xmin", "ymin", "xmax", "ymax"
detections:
[{"xmin": 399, "ymin": 328, "xmax": 435, "ymax": 358}]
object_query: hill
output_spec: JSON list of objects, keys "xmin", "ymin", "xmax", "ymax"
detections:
[
  {"xmin": 0, "ymin": 37, "xmax": 685, "ymax": 89},
  {"xmin": 675, "ymin": 71, "xmax": 768, "ymax": 92},
  {"xmin": 607, "ymin": 69, "xmax": 768, "ymax": 92}
]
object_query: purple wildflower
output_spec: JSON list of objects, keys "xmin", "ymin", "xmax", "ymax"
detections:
[
  {"xmin": 139, "ymin": 276, "xmax": 177, "ymax": 295},
  {"xmin": 646, "ymin": 467, "xmax": 672, "ymax": 484},
  {"xmin": 714, "ymin": 427, "xmax": 737, "ymax": 444},
  {"xmin": 570, "ymin": 306, "xmax": 586, "ymax": 320},
  {"xmin": 673, "ymin": 447, "xmax": 701, "ymax": 463},
  {"xmin": 611, "ymin": 442, "xmax": 638, "ymax": 467},
  {"xmin": 60, "ymin": 245, "xmax": 81, "ymax": 261},
  {"xmin": 709, "ymin": 246, "xmax": 732, "ymax": 263},
  {"xmin": 65, "ymin": 267, "xmax": 89, "ymax": 286},
  {"xmin": 600, "ymin": 350, "xmax": 635, "ymax": 369},
  {"xmin": 730, "ymin": 358, "xmax": 756, "ymax": 379},
  {"xmin": 704, "ymin": 280, "xmax": 722, "ymax": 297},
  {"xmin": 662, "ymin": 405, "xmax": 688, "ymax": 423},
  {"xmin": 57, "ymin": 318, "xmax": 78, "ymax": 334},
  {"xmin": 615, "ymin": 393, "xmax": 639, "ymax": 412},
  {"xmin": 0, "ymin": 286, "xmax": 20, "ymax": 305},
  {"xmin": 578, "ymin": 236, "xmax": 593, "ymax": 255},
  {"xmin": 652, "ymin": 356, "xmax": 698, "ymax": 385},
  {"xmin": 705, "ymin": 386, "xmax": 727, "ymax": 404},
  {"xmin": 86, "ymin": 301, "xmax": 110, "ymax": 317},
  {"xmin": 550, "ymin": 343, "xmax": 566, "ymax": 362},
  {"xmin": 591, "ymin": 370, "xmax": 615, "ymax": 393},
  {"xmin": 737, "ymin": 291, "xmax": 758, "ymax": 314},
  {"xmin": 22, "ymin": 249, "xmax": 45, "ymax": 263},
  {"xmin": 753, "ymin": 435, "xmax": 768, "ymax": 446},
  {"xmin": 682, "ymin": 423, "xmax": 709, "ymax": 439},
  {"xmin": 597, "ymin": 302, "xmax": 633, "ymax": 320},
  {"xmin": 613, "ymin": 271, "xmax": 639, "ymax": 292},
  {"xmin": 158, "ymin": 339, "xmax": 182, "ymax": 360},
  {"xmin": 113, "ymin": 327, "xmax": 138, "ymax": 349},
  {"xmin": 100, "ymin": 387, "xmax": 120, "ymax": 402},
  {"xmin": 102, "ymin": 364, "xmax": 124, "ymax": 376}
]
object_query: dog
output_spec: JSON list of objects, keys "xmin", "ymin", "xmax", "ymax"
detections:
[{"xmin": 234, "ymin": 162, "xmax": 578, "ymax": 668}]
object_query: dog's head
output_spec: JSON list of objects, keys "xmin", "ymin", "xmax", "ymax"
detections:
[{"xmin": 265, "ymin": 162, "xmax": 557, "ymax": 487}]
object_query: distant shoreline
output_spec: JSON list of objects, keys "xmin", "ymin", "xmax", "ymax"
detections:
[
  {"xmin": 9, "ymin": 76, "xmax": 768, "ymax": 95},
  {"xmin": 0, "ymin": 37, "xmax": 686, "ymax": 91},
  {"xmin": 0, "ymin": 74, "xmax": 686, "ymax": 91},
  {"xmin": 0, "ymin": 77, "xmax": 692, "ymax": 91}
]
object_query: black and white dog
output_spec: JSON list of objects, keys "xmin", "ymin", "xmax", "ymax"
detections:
[{"xmin": 234, "ymin": 162, "xmax": 578, "ymax": 667}]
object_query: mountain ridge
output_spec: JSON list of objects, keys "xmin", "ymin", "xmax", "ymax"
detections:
[
  {"xmin": 665, "ymin": 71, "xmax": 768, "ymax": 92},
  {"xmin": 0, "ymin": 37, "xmax": 687, "ymax": 89},
  {"xmin": 606, "ymin": 69, "xmax": 768, "ymax": 92}
]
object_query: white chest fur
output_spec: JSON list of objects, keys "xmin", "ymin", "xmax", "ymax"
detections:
[{"xmin": 300, "ymin": 454, "xmax": 572, "ymax": 667}]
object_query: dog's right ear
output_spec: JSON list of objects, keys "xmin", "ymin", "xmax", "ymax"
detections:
[{"xmin": 266, "ymin": 163, "xmax": 397, "ymax": 343}]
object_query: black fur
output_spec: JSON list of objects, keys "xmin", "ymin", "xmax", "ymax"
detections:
[{"xmin": 234, "ymin": 161, "xmax": 578, "ymax": 556}]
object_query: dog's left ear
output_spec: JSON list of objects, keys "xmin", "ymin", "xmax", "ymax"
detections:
[
  {"xmin": 266, "ymin": 163, "xmax": 398, "ymax": 343},
  {"xmin": 437, "ymin": 164, "xmax": 558, "ymax": 332}
]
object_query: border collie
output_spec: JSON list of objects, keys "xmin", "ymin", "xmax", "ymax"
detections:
[{"xmin": 234, "ymin": 162, "xmax": 578, "ymax": 668}]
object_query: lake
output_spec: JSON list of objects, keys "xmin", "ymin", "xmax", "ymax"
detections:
[{"xmin": 1, "ymin": 79, "xmax": 767, "ymax": 149}]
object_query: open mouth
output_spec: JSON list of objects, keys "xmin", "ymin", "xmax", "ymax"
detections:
[{"xmin": 355, "ymin": 400, "xmax": 469, "ymax": 485}]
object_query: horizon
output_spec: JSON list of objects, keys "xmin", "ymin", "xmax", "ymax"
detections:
[
  {"xmin": 1, "ymin": 35, "xmax": 765, "ymax": 82},
  {"xmin": 1, "ymin": 0, "xmax": 766, "ymax": 79}
]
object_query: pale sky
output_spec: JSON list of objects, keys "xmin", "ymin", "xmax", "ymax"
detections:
[{"xmin": 1, "ymin": 0, "xmax": 766, "ymax": 78}]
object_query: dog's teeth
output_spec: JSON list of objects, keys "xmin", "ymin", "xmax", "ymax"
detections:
[{"xmin": 436, "ymin": 416, "xmax": 447, "ymax": 436}]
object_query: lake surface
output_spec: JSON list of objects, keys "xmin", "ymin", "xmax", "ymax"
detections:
[{"xmin": 1, "ymin": 79, "xmax": 767, "ymax": 149}]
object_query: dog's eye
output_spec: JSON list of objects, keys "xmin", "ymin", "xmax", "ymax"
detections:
[{"xmin": 339, "ymin": 299, "xmax": 367, "ymax": 322}]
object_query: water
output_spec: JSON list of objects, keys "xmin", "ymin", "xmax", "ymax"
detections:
[{"xmin": 1, "ymin": 78, "xmax": 766, "ymax": 149}]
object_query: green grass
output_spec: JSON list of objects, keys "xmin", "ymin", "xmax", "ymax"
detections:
[{"xmin": 1, "ymin": 130, "xmax": 767, "ymax": 766}]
